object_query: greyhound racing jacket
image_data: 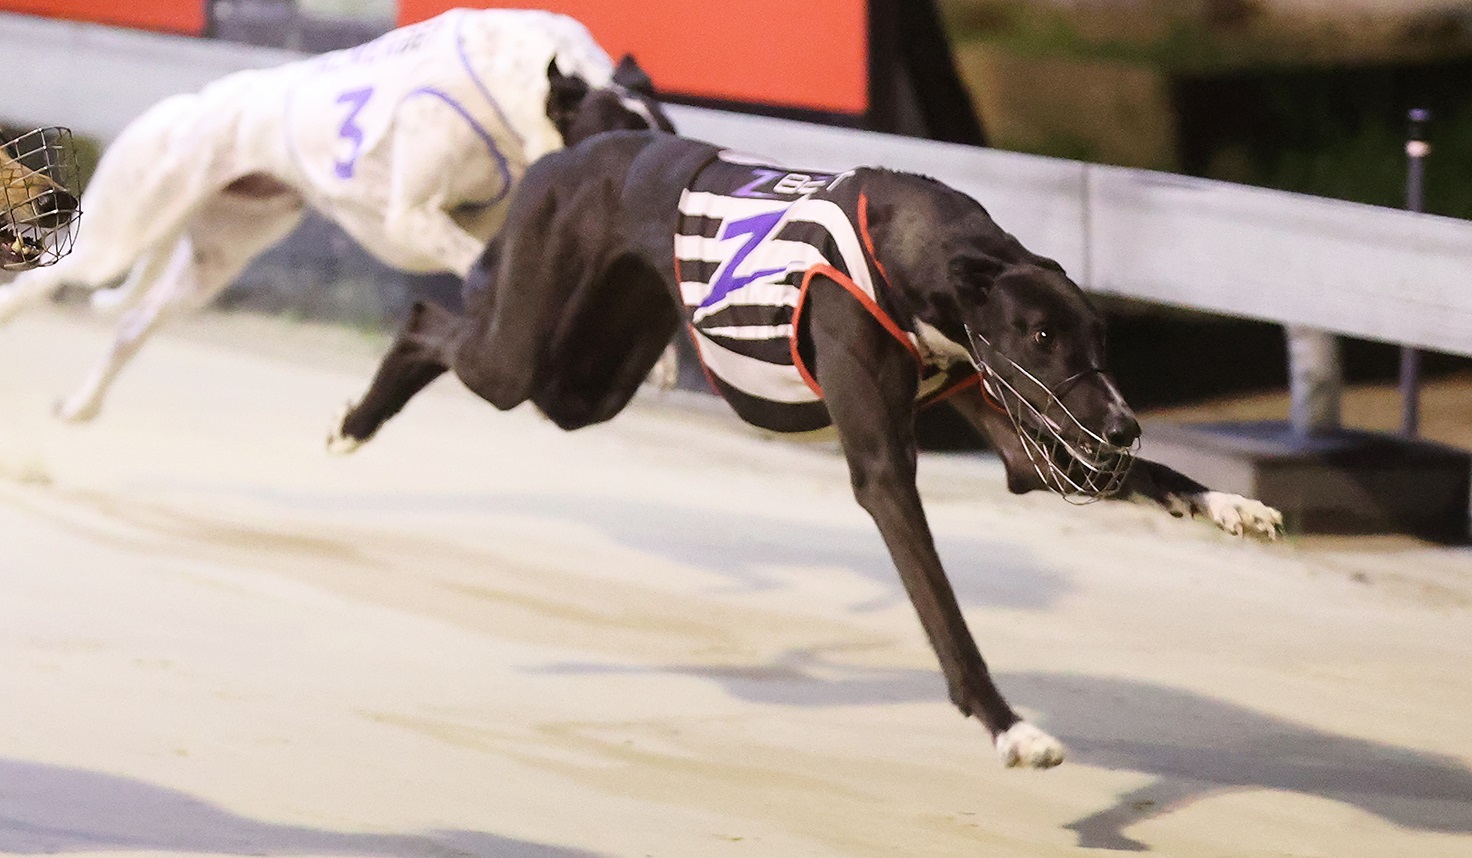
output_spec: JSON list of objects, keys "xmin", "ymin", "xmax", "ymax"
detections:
[
  {"xmin": 675, "ymin": 152, "xmax": 975, "ymax": 433},
  {"xmin": 277, "ymin": 8, "xmax": 613, "ymax": 239}
]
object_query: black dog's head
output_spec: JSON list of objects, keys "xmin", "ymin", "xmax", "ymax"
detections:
[
  {"xmin": 545, "ymin": 54, "xmax": 675, "ymax": 147},
  {"xmin": 958, "ymin": 262, "xmax": 1140, "ymax": 498},
  {"xmin": 865, "ymin": 172, "xmax": 1139, "ymax": 496}
]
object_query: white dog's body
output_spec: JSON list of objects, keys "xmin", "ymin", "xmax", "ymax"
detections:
[{"xmin": 0, "ymin": 8, "xmax": 634, "ymax": 421}]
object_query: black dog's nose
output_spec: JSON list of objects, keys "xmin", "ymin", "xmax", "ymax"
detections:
[{"xmin": 1105, "ymin": 412, "xmax": 1141, "ymax": 446}]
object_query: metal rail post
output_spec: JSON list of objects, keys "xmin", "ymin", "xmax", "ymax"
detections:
[
  {"xmin": 1399, "ymin": 107, "xmax": 1431, "ymax": 438},
  {"xmin": 1286, "ymin": 325, "xmax": 1342, "ymax": 436}
]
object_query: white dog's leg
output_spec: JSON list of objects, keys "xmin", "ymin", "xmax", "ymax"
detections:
[
  {"xmin": 0, "ymin": 262, "xmax": 69, "ymax": 324},
  {"xmin": 89, "ymin": 241, "xmax": 176, "ymax": 315},
  {"xmin": 54, "ymin": 239, "xmax": 195, "ymax": 422},
  {"xmin": 54, "ymin": 192, "xmax": 304, "ymax": 422},
  {"xmin": 0, "ymin": 231, "xmax": 178, "ymax": 325},
  {"xmin": 385, "ymin": 201, "xmax": 486, "ymax": 277},
  {"xmin": 376, "ymin": 98, "xmax": 503, "ymax": 277},
  {"xmin": 0, "ymin": 219, "xmax": 130, "ymax": 324}
]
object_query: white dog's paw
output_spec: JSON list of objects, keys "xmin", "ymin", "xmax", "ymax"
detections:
[
  {"xmin": 53, "ymin": 394, "xmax": 100, "ymax": 424},
  {"xmin": 995, "ymin": 721, "xmax": 1065, "ymax": 769},
  {"xmin": 326, "ymin": 402, "xmax": 364, "ymax": 455},
  {"xmin": 1201, "ymin": 491, "xmax": 1284, "ymax": 541}
]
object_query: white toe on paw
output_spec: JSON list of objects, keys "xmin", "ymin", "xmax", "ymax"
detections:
[
  {"xmin": 326, "ymin": 432, "xmax": 362, "ymax": 456},
  {"xmin": 326, "ymin": 402, "xmax": 363, "ymax": 455},
  {"xmin": 995, "ymin": 721, "xmax": 1065, "ymax": 769},
  {"xmin": 1202, "ymin": 492, "xmax": 1284, "ymax": 541}
]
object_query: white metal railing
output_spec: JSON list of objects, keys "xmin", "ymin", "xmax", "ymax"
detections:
[{"xmin": 6, "ymin": 10, "xmax": 1472, "ymax": 364}]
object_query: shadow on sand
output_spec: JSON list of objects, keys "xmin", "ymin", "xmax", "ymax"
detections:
[
  {"xmin": 0, "ymin": 758, "xmax": 598, "ymax": 857},
  {"xmin": 539, "ymin": 654, "xmax": 1472, "ymax": 851},
  {"xmin": 499, "ymin": 493, "xmax": 1065, "ymax": 612}
]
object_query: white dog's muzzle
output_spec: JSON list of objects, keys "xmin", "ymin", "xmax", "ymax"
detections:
[{"xmin": 1, "ymin": 126, "xmax": 81, "ymax": 271}]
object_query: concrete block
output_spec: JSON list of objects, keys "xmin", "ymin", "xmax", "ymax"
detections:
[{"xmin": 1144, "ymin": 420, "xmax": 1471, "ymax": 541}]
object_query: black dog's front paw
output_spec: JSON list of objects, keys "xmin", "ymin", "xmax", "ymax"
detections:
[
  {"xmin": 994, "ymin": 721, "xmax": 1066, "ymax": 769},
  {"xmin": 1198, "ymin": 492, "xmax": 1284, "ymax": 540}
]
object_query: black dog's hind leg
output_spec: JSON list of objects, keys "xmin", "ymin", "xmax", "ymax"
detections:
[
  {"xmin": 330, "ymin": 300, "xmax": 462, "ymax": 452},
  {"xmin": 530, "ymin": 255, "xmax": 681, "ymax": 430},
  {"xmin": 450, "ymin": 210, "xmax": 587, "ymax": 415},
  {"xmin": 946, "ymin": 387, "xmax": 1283, "ymax": 539},
  {"xmin": 802, "ymin": 278, "xmax": 1064, "ymax": 768}
]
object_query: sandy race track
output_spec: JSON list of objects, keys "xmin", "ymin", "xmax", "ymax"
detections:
[{"xmin": 1, "ymin": 309, "xmax": 1470, "ymax": 857}]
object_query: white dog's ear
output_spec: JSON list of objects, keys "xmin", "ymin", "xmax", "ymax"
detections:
[{"xmin": 613, "ymin": 54, "xmax": 655, "ymax": 94}]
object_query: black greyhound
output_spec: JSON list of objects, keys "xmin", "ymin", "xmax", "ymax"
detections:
[{"xmin": 329, "ymin": 131, "xmax": 1283, "ymax": 768}]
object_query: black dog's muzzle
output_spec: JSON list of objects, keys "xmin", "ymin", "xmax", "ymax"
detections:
[
  {"xmin": 964, "ymin": 327, "xmax": 1137, "ymax": 502},
  {"xmin": 1, "ymin": 126, "xmax": 82, "ymax": 272}
]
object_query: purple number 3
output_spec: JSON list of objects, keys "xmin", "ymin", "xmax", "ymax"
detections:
[{"xmin": 333, "ymin": 87, "xmax": 374, "ymax": 179}]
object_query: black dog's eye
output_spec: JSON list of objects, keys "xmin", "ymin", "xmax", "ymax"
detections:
[{"xmin": 1032, "ymin": 329, "xmax": 1051, "ymax": 347}]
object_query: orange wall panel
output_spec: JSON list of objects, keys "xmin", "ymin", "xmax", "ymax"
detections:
[
  {"xmin": 399, "ymin": 0, "xmax": 868, "ymax": 115},
  {"xmin": 0, "ymin": 0, "xmax": 205, "ymax": 34}
]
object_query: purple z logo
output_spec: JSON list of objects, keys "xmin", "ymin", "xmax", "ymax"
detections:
[
  {"xmin": 333, "ymin": 86, "xmax": 374, "ymax": 179},
  {"xmin": 699, "ymin": 208, "xmax": 791, "ymax": 309}
]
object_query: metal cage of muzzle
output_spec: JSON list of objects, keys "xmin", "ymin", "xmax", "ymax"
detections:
[
  {"xmin": 1, "ymin": 126, "xmax": 81, "ymax": 271},
  {"xmin": 965, "ymin": 327, "xmax": 1137, "ymax": 502}
]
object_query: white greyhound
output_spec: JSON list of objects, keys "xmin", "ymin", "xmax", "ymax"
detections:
[{"xmin": 0, "ymin": 7, "xmax": 671, "ymax": 422}]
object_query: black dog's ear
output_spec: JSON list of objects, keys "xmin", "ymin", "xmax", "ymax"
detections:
[
  {"xmin": 949, "ymin": 254, "xmax": 1006, "ymax": 301},
  {"xmin": 612, "ymin": 54, "xmax": 655, "ymax": 94},
  {"xmin": 545, "ymin": 58, "xmax": 591, "ymax": 133},
  {"xmin": 546, "ymin": 58, "xmax": 590, "ymax": 108}
]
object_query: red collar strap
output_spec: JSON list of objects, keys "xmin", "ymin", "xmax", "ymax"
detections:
[
  {"xmin": 790, "ymin": 190, "xmax": 920, "ymax": 396},
  {"xmin": 797, "ymin": 190, "xmax": 1008, "ymax": 417}
]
